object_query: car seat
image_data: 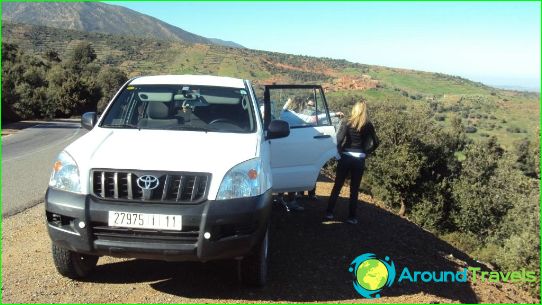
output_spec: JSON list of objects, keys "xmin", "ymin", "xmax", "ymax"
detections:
[{"xmin": 137, "ymin": 102, "xmax": 178, "ymax": 128}]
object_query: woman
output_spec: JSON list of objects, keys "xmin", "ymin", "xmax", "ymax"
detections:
[
  {"xmin": 281, "ymin": 97, "xmax": 344, "ymax": 126},
  {"xmin": 326, "ymin": 99, "xmax": 378, "ymax": 224}
]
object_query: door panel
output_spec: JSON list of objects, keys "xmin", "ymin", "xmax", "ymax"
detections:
[{"xmin": 264, "ymin": 85, "xmax": 337, "ymax": 192}]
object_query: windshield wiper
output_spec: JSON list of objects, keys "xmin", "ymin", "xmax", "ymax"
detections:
[
  {"xmin": 102, "ymin": 123, "xmax": 138, "ymax": 129},
  {"xmin": 164, "ymin": 125, "xmax": 212, "ymax": 132}
]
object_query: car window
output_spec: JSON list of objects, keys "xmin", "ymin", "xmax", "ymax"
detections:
[
  {"xmin": 100, "ymin": 85, "xmax": 256, "ymax": 133},
  {"xmin": 268, "ymin": 88, "xmax": 331, "ymax": 128}
]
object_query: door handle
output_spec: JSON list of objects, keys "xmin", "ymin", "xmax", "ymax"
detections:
[{"xmin": 314, "ymin": 134, "xmax": 331, "ymax": 139}]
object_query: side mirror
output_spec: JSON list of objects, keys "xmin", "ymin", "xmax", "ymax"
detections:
[
  {"xmin": 266, "ymin": 119, "xmax": 290, "ymax": 140},
  {"xmin": 81, "ymin": 112, "xmax": 97, "ymax": 130}
]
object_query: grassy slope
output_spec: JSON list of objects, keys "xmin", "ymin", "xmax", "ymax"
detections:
[{"xmin": 2, "ymin": 22, "xmax": 539, "ymax": 149}]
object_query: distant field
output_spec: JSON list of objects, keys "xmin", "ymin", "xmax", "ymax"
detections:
[{"xmin": 3, "ymin": 22, "xmax": 539, "ymax": 149}]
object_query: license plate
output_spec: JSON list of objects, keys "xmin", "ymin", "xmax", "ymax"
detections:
[{"xmin": 108, "ymin": 211, "xmax": 182, "ymax": 231}]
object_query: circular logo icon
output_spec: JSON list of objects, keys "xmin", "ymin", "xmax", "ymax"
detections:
[
  {"xmin": 137, "ymin": 175, "xmax": 159, "ymax": 190},
  {"xmin": 349, "ymin": 253, "xmax": 396, "ymax": 298}
]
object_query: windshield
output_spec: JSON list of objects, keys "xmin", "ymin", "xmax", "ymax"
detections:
[{"xmin": 100, "ymin": 84, "xmax": 256, "ymax": 133}]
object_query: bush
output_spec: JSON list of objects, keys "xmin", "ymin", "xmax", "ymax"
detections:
[
  {"xmin": 365, "ymin": 103, "xmax": 462, "ymax": 228},
  {"xmin": 1, "ymin": 44, "xmax": 51, "ymax": 121},
  {"xmin": 96, "ymin": 67, "xmax": 128, "ymax": 112},
  {"xmin": 451, "ymin": 137, "xmax": 538, "ymax": 251},
  {"xmin": 2, "ymin": 42, "xmax": 130, "ymax": 121},
  {"xmin": 410, "ymin": 196, "xmax": 446, "ymax": 233},
  {"xmin": 506, "ymin": 127, "xmax": 521, "ymax": 133},
  {"xmin": 441, "ymin": 231, "xmax": 480, "ymax": 254},
  {"xmin": 465, "ymin": 126, "xmax": 477, "ymax": 133}
]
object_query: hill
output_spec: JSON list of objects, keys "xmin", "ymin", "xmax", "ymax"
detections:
[
  {"xmin": 2, "ymin": 22, "xmax": 539, "ymax": 148},
  {"xmin": 1, "ymin": 2, "xmax": 243, "ymax": 48}
]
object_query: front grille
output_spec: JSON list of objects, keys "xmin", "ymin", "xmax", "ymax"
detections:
[
  {"xmin": 91, "ymin": 170, "xmax": 210, "ymax": 203},
  {"xmin": 92, "ymin": 224, "xmax": 199, "ymax": 244}
]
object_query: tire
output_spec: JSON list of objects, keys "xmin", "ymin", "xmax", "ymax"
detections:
[
  {"xmin": 52, "ymin": 244, "xmax": 98, "ymax": 279},
  {"xmin": 240, "ymin": 227, "xmax": 269, "ymax": 287}
]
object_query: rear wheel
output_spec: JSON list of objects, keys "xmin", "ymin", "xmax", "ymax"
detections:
[
  {"xmin": 52, "ymin": 244, "xmax": 98, "ymax": 279},
  {"xmin": 240, "ymin": 227, "xmax": 269, "ymax": 287}
]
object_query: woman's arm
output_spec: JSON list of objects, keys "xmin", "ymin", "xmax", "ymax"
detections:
[
  {"xmin": 335, "ymin": 120, "xmax": 348, "ymax": 151},
  {"xmin": 367, "ymin": 122, "xmax": 380, "ymax": 153}
]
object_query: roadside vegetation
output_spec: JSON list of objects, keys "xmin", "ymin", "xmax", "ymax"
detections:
[
  {"xmin": 2, "ymin": 42, "xmax": 127, "ymax": 122},
  {"xmin": 1, "ymin": 22, "xmax": 540, "ymax": 296}
]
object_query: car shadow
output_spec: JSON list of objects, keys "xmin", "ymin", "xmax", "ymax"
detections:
[
  {"xmin": 2, "ymin": 119, "xmax": 80, "ymax": 130},
  {"xmin": 31, "ymin": 122, "xmax": 81, "ymax": 129},
  {"xmin": 86, "ymin": 193, "xmax": 482, "ymax": 303}
]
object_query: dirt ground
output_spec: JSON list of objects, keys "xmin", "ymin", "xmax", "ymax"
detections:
[{"xmin": 1, "ymin": 181, "xmax": 538, "ymax": 303}]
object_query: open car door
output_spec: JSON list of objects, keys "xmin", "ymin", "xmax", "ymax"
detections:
[{"xmin": 263, "ymin": 85, "xmax": 338, "ymax": 193}]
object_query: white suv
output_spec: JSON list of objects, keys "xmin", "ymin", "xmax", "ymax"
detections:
[{"xmin": 46, "ymin": 75, "xmax": 337, "ymax": 286}]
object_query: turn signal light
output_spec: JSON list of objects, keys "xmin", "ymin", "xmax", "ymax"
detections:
[
  {"xmin": 247, "ymin": 169, "xmax": 258, "ymax": 180},
  {"xmin": 53, "ymin": 160, "xmax": 63, "ymax": 172}
]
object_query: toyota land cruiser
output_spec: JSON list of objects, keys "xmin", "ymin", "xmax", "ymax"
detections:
[{"xmin": 45, "ymin": 75, "xmax": 337, "ymax": 286}]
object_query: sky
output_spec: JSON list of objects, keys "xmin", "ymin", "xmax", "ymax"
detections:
[{"xmin": 110, "ymin": 1, "xmax": 541, "ymax": 91}]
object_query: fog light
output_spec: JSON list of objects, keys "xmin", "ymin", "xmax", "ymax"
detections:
[
  {"xmin": 78, "ymin": 221, "xmax": 86, "ymax": 229},
  {"xmin": 204, "ymin": 232, "xmax": 211, "ymax": 239}
]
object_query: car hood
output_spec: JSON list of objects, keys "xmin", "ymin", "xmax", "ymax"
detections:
[{"xmin": 65, "ymin": 127, "xmax": 260, "ymax": 195}]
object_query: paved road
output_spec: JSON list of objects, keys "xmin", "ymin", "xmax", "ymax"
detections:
[{"xmin": 2, "ymin": 120, "xmax": 86, "ymax": 217}]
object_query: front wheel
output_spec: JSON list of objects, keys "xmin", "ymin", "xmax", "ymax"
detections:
[
  {"xmin": 52, "ymin": 244, "xmax": 98, "ymax": 279},
  {"xmin": 240, "ymin": 227, "xmax": 269, "ymax": 287}
]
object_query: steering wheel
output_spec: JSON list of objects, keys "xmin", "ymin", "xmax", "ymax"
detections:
[{"xmin": 209, "ymin": 118, "xmax": 237, "ymax": 125}]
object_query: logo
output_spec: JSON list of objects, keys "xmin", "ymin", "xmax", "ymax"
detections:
[
  {"xmin": 349, "ymin": 253, "xmax": 396, "ymax": 299},
  {"xmin": 137, "ymin": 175, "xmax": 159, "ymax": 190},
  {"xmin": 349, "ymin": 253, "xmax": 538, "ymax": 299}
]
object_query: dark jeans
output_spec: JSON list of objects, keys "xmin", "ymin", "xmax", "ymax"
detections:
[{"xmin": 327, "ymin": 154, "xmax": 365, "ymax": 218}]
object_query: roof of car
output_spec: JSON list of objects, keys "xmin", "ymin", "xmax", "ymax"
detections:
[{"xmin": 129, "ymin": 75, "xmax": 246, "ymax": 88}]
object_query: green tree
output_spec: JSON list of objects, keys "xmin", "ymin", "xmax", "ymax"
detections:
[
  {"xmin": 365, "ymin": 103, "xmax": 461, "ymax": 232},
  {"xmin": 1, "ymin": 43, "xmax": 50, "ymax": 120},
  {"xmin": 96, "ymin": 67, "xmax": 128, "ymax": 112},
  {"xmin": 451, "ymin": 137, "xmax": 511, "ymax": 240},
  {"xmin": 44, "ymin": 50, "xmax": 61, "ymax": 63},
  {"xmin": 66, "ymin": 42, "xmax": 97, "ymax": 72},
  {"xmin": 2, "ymin": 43, "xmax": 21, "ymax": 121},
  {"xmin": 513, "ymin": 135, "xmax": 540, "ymax": 179},
  {"xmin": 45, "ymin": 43, "xmax": 102, "ymax": 116},
  {"xmin": 492, "ymin": 178, "xmax": 539, "ymax": 271},
  {"xmin": 47, "ymin": 73, "xmax": 98, "ymax": 117}
]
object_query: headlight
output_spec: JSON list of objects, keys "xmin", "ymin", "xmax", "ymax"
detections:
[
  {"xmin": 216, "ymin": 158, "xmax": 270, "ymax": 200},
  {"xmin": 49, "ymin": 151, "xmax": 81, "ymax": 193}
]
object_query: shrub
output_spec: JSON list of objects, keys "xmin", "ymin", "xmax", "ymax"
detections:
[
  {"xmin": 365, "ymin": 103, "xmax": 462, "ymax": 227},
  {"xmin": 410, "ymin": 195, "xmax": 446, "ymax": 233},
  {"xmin": 96, "ymin": 67, "xmax": 128, "ymax": 113},
  {"xmin": 441, "ymin": 231, "xmax": 480, "ymax": 254},
  {"xmin": 451, "ymin": 139, "xmax": 527, "ymax": 241}
]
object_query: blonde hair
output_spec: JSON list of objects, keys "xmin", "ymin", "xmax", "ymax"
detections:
[
  {"xmin": 286, "ymin": 97, "xmax": 305, "ymax": 112},
  {"xmin": 348, "ymin": 100, "xmax": 368, "ymax": 131}
]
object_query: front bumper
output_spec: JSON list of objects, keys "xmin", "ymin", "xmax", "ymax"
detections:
[{"xmin": 45, "ymin": 188, "xmax": 272, "ymax": 262}]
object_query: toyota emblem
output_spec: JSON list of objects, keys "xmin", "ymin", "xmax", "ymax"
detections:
[{"xmin": 137, "ymin": 175, "xmax": 160, "ymax": 190}]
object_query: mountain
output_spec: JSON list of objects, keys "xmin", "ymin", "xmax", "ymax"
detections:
[
  {"xmin": 208, "ymin": 38, "xmax": 245, "ymax": 49},
  {"xmin": 1, "ymin": 1, "xmax": 244, "ymax": 48}
]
